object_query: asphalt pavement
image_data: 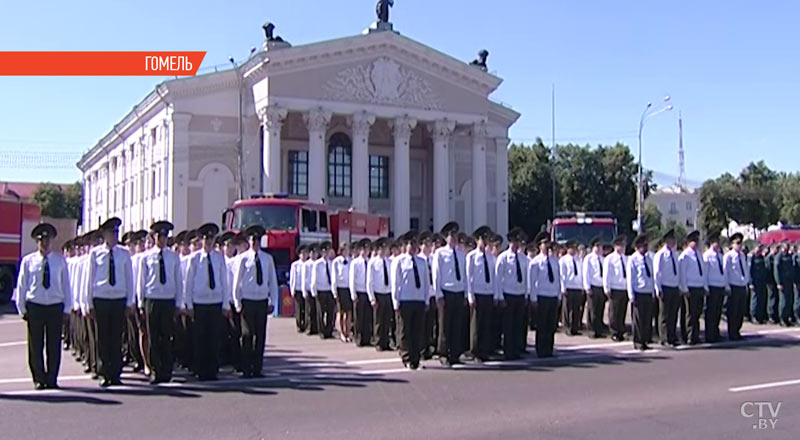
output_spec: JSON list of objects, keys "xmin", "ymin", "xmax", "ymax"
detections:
[{"xmin": 0, "ymin": 305, "xmax": 797, "ymax": 440}]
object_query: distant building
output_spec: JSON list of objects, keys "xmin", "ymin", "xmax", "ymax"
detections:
[{"xmin": 647, "ymin": 185, "xmax": 700, "ymax": 230}]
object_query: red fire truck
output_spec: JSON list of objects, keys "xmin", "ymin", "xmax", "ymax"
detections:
[
  {"xmin": 0, "ymin": 196, "xmax": 42, "ymax": 302},
  {"xmin": 551, "ymin": 211, "xmax": 617, "ymax": 246}
]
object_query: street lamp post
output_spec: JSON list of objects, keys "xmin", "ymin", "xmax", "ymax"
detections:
[{"xmin": 636, "ymin": 96, "xmax": 673, "ymax": 233}]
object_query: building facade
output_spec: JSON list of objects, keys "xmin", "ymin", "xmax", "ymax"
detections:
[
  {"xmin": 646, "ymin": 185, "xmax": 700, "ymax": 230},
  {"xmin": 77, "ymin": 19, "xmax": 520, "ymax": 236}
]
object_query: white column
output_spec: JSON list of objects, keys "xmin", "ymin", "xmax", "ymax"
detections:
[
  {"xmin": 304, "ymin": 107, "xmax": 332, "ymax": 203},
  {"xmin": 495, "ymin": 137, "xmax": 510, "ymax": 238},
  {"xmin": 429, "ymin": 119, "xmax": 456, "ymax": 231},
  {"xmin": 390, "ymin": 116, "xmax": 417, "ymax": 234},
  {"xmin": 471, "ymin": 121, "xmax": 488, "ymax": 230},
  {"xmin": 169, "ymin": 112, "xmax": 191, "ymax": 231},
  {"xmin": 82, "ymin": 176, "xmax": 90, "ymax": 233},
  {"xmin": 349, "ymin": 111, "xmax": 375, "ymax": 213},
  {"xmin": 258, "ymin": 105, "xmax": 287, "ymax": 195}
]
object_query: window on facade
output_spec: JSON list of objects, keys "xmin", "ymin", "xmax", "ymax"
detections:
[
  {"xmin": 669, "ymin": 202, "xmax": 678, "ymax": 214},
  {"xmin": 319, "ymin": 211, "xmax": 328, "ymax": 231},
  {"xmin": 327, "ymin": 133, "xmax": 352, "ymax": 198},
  {"xmin": 151, "ymin": 127, "xmax": 157, "ymax": 145},
  {"xmin": 96, "ymin": 188, "xmax": 103, "ymax": 205},
  {"xmin": 686, "ymin": 219, "xmax": 694, "ymax": 228},
  {"xmin": 686, "ymin": 201, "xmax": 692, "ymax": 211},
  {"xmin": 302, "ymin": 209, "xmax": 317, "ymax": 232},
  {"xmin": 288, "ymin": 151, "xmax": 309, "ymax": 196},
  {"xmin": 369, "ymin": 155, "xmax": 389, "ymax": 199},
  {"xmin": 121, "ymin": 185, "xmax": 126, "ymax": 208},
  {"xmin": 129, "ymin": 181, "xmax": 134, "ymax": 206},
  {"xmin": 151, "ymin": 170, "xmax": 156, "ymax": 199}
]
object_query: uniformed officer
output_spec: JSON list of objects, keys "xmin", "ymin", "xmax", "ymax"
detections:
[
  {"xmin": 311, "ymin": 241, "xmax": 337, "ymax": 339},
  {"xmin": 793, "ymin": 247, "xmax": 800, "ymax": 324},
  {"xmin": 16, "ymin": 223, "xmax": 71, "ymax": 390},
  {"xmin": 349, "ymin": 239, "xmax": 373, "ymax": 347},
  {"xmin": 654, "ymin": 229, "xmax": 681, "ymax": 346},
  {"xmin": 289, "ymin": 245, "xmax": 308, "ymax": 333},
  {"xmin": 529, "ymin": 232, "xmax": 560, "ymax": 358},
  {"xmin": 60, "ymin": 239, "xmax": 75, "ymax": 352},
  {"xmin": 772, "ymin": 241, "xmax": 795, "ymax": 326},
  {"xmin": 582, "ymin": 236, "xmax": 606, "ymax": 339},
  {"xmin": 466, "ymin": 226, "xmax": 499, "ymax": 362},
  {"xmin": 391, "ymin": 231, "xmax": 430, "ymax": 370},
  {"xmin": 332, "ymin": 242, "xmax": 353, "ymax": 342},
  {"xmin": 184, "ymin": 223, "xmax": 231, "ymax": 380},
  {"xmin": 220, "ymin": 231, "xmax": 242, "ymax": 371},
  {"xmin": 367, "ymin": 238, "xmax": 393, "ymax": 351},
  {"xmin": 749, "ymin": 245, "xmax": 770, "ymax": 324},
  {"xmin": 433, "ymin": 222, "xmax": 467, "ymax": 366},
  {"xmin": 136, "ymin": 221, "xmax": 182, "ymax": 384},
  {"xmin": 603, "ymin": 235, "xmax": 628, "ymax": 342},
  {"xmin": 678, "ymin": 231, "xmax": 708, "ymax": 345},
  {"xmin": 495, "ymin": 228, "xmax": 528, "ymax": 360},
  {"xmin": 87, "ymin": 218, "xmax": 134, "ymax": 387},
  {"xmin": 125, "ymin": 230, "xmax": 147, "ymax": 373},
  {"xmin": 303, "ymin": 244, "xmax": 319, "ymax": 336},
  {"xmin": 627, "ymin": 234, "xmax": 655, "ymax": 351},
  {"xmin": 559, "ymin": 240, "xmax": 584, "ymax": 336},
  {"xmin": 232, "ymin": 225, "xmax": 279, "ymax": 378},
  {"xmin": 704, "ymin": 235, "xmax": 729, "ymax": 343},
  {"xmin": 766, "ymin": 244, "xmax": 781, "ymax": 324},
  {"xmin": 419, "ymin": 232, "xmax": 439, "ymax": 359},
  {"xmin": 724, "ymin": 233, "xmax": 750, "ymax": 339}
]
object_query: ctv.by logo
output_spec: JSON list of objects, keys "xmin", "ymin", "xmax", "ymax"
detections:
[{"xmin": 740, "ymin": 401, "xmax": 781, "ymax": 430}]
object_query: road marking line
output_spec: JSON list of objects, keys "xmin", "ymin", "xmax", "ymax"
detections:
[
  {"xmin": 0, "ymin": 341, "xmax": 26, "ymax": 348},
  {"xmin": 560, "ymin": 341, "xmax": 629, "ymax": 351},
  {"xmin": 345, "ymin": 358, "xmax": 399, "ymax": 366},
  {"xmin": 729, "ymin": 379, "xmax": 800, "ymax": 393},
  {"xmin": 748, "ymin": 328, "xmax": 800, "ymax": 335},
  {"xmin": 0, "ymin": 374, "xmax": 91, "ymax": 385}
]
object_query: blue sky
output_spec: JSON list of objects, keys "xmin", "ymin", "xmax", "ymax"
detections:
[{"xmin": 1, "ymin": 0, "xmax": 798, "ymax": 186}]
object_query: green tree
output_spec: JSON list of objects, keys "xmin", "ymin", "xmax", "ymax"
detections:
[
  {"xmin": 738, "ymin": 161, "xmax": 779, "ymax": 229},
  {"xmin": 31, "ymin": 181, "xmax": 82, "ymax": 220},
  {"xmin": 64, "ymin": 182, "xmax": 83, "ymax": 223},
  {"xmin": 508, "ymin": 139, "xmax": 554, "ymax": 236},
  {"xmin": 777, "ymin": 173, "xmax": 800, "ymax": 224},
  {"xmin": 642, "ymin": 202, "xmax": 663, "ymax": 235}
]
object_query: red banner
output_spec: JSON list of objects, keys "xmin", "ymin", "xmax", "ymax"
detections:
[{"xmin": 0, "ymin": 51, "xmax": 206, "ymax": 76}]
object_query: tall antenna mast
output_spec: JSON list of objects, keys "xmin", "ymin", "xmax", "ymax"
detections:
[{"xmin": 677, "ymin": 111, "xmax": 685, "ymax": 189}]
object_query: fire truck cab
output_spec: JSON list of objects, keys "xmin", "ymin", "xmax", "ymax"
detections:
[{"xmin": 551, "ymin": 211, "xmax": 617, "ymax": 246}]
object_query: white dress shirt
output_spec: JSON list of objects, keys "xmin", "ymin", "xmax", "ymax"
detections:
[
  {"xmin": 559, "ymin": 253, "xmax": 583, "ymax": 292},
  {"xmin": 582, "ymin": 252, "xmax": 604, "ymax": 291},
  {"xmin": 679, "ymin": 248, "xmax": 708, "ymax": 292},
  {"xmin": 232, "ymin": 249, "xmax": 279, "ymax": 311},
  {"xmin": 704, "ymin": 249, "xmax": 729, "ymax": 289},
  {"xmin": 349, "ymin": 256, "xmax": 368, "ymax": 301},
  {"xmin": 87, "ymin": 244, "xmax": 134, "ymax": 308},
  {"xmin": 68, "ymin": 256, "xmax": 82, "ymax": 312},
  {"xmin": 310, "ymin": 257, "xmax": 333, "ymax": 297},
  {"xmin": 603, "ymin": 251, "xmax": 627, "ymax": 294},
  {"xmin": 391, "ymin": 253, "xmax": 431, "ymax": 309},
  {"xmin": 432, "ymin": 245, "xmax": 466, "ymax": 298},
  {"xmin": 16, "ymin": 251, "xmax": 72, "ymax": 315},
  {"xmin": 331, "ymin": 256, "xmax": 349, "ymax": 295},
  {"xmin": 289, "ymin": 258, "xmax": 305, "ymax": 295},
  {"xmin": 225, "ymin": 255, "xmax": 238, "ymax": 303},
  {"xmin": 136, "ymin": 246, "xmax": 183, "ymax": 307},
  {"xmin": 366, "ymin": 255, "xmax": 391, "ymax": 302},
  {"xmin": 466, "ymin": 248, "xmax": 499, "ymax": 304},
  {"xmin": 529, "ymin": 253, "xmax": 561, "ymax": 301},
  {"xmin": 184, "ymin": 249, "xmax": 230, "ymax": 310},
  {"xmin": 301, "ymin": 259, "xmax": 315, "ymax": 298},
  {"xmin": 626, "ymin": 251, "xmax": 654, "ymax": 300},
  {"xmin": 78, "ymin": 253, "xmax": 91, "ymax": 314},
  {"xmin": 495, "ymin": 249, "xmax": 528, "ymax": 296},
  {"xmin": 654, "ymin": 246, "xmax": 681, "ymax": 293},
  {"xmin": 724, "ymin": 249, "xmax": 750, "ymax": 287}
]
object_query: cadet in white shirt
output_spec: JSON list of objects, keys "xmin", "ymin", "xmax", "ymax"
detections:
[
  {"xmin": 604, "ymin": 235, "xmax": 629, "ymax": 342},
  {"xmin": 724, "ymin": 233, "xmax": 750, "ymax": 340},
  {"xmin": 232, "ymin": 225, "xmax": 279, "ymax": 378},
  {"xmin": 367, "ymin": 238, "xmax": 393, "ymax": 351},
  {"xmin": 582, "ymin": 237, "xmax": 606, "ymax": 339},
  {"xmin": 466, "ymin": 226, "xmax": 499, "ymax": 362},
  {"xmin": 703, "ymin": 235, "xmax": 728, "ymax": 343},
  {"xmin": 219, "ymin": 231, "xmax": 242, "ymax": 371},
  {"xmin": 87, "ymin": 217, "xmax": 134, "ymax": 387},
  {"xmin": 654, "ymin": 229, "xmax": 682, "ymax": 346},
  {"xmin": 332, "ymin": 242, "xmax": 352, "ymax": 342},
  {"xmin": 559, "ymin": 240, "xmax": 584, "ymax": 336},
  {"xmin": 495, "ymin": 228, "xmax": 529, "ymax": 360},
  {"xmin": 311, "ymin": 241, "xmax": 337, "ymax": 339},
  {"xmin": 349, "ymin": 239, "xmax": 373, "ymax": 347},
  {"xmin": 419, "ymin": 232, "xmax": 440, "ymax": 359},
  {"xmin": 530, "ymin": 232, "xmax": 561, "ymax": 358},
  {"xmin": 289, "ymin": 244, "xmax": 308, "ymax": 333},
  {"xmin": 16, "ymin": 223, "xmax": 71, "ymax": 390},
  {"xmin": 432, "ymin": 222, "xmax": 467, "ymax": 366},
  {"xmin": 678, "ymin": 230, "xmax": 708, "ymax": 345},
  {"xmin": 303, "ymin": 244, "xmax": 319, "ymax": 336},
  {"xmin": 627, "ymin": 234, "xmax": 655, "ymax": 351},
  {"xmin": 137, "ymin": 222, "xmax": 182, "ymax": 384},
  {"xmin": 391, "ymin": 232, "xmax": 430, "ymax": 370}
]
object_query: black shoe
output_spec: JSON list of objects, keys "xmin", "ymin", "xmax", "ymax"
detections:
[
  {"xmin": 439, "ymin": 358, "xmax": 452, "ymax": 368},
  {"xmin": 422, "ymin": 351, "xmax": 433, "ymax": 360},
  {"xmin": 34, "ymin": 382, "xmax": 47, "ymax": 391},
  {"xmin": 100, "ymin": 380, "xmax": 112, "ymax": 388},
  {"xmin": 91, "ymin": 373, "xmax": 99, "ymax": 380},
  {"xmin": 83, "ymin": 365, "xmax": 92, "ymax": 373},
  {"xmin": 110, "ymin": 378, "xmax": 123, "ymax": 386},
  {"xmin": 410, "ymin": 363, "xmax": 420, "ymax": 370},
  {"xmin": 375, "ymin": 346, "xmax": 390, "ymax": 352},
  {"xmin": 47, "ymin": 383, "xmax": 60, "ymax": 390}
]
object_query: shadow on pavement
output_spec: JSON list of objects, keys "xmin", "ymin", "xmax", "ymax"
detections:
[{"xmin": 0, "ymin": 392, "xmax": 122, "ymax": 405}]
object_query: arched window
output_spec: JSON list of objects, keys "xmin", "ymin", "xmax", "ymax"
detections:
[{"xmin": 327, "ymin": 132, "xmax": 352, "ymax": 198}]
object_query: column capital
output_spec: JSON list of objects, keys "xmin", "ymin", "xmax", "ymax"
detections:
[
  {"xmin": 390, "ymin": 115, "xmax": 417, "ymax": 140},
  {"xmin": 471, "ymin": 120, "xmax": 488, "ymax": 139},
  {"xmin": 348, "ymin": 111, "xmax": 376, "ymax": 137},
  {"xmin": 303, "ymin": 107, "xmax": 332, "ymax": 134},
  {"xmin": 258, "ymin": 105, "xmax": 288, "ymax": 130},
  {"xmin": 428, "ymin": 119, "xmax": 456, "ymax": 142}
]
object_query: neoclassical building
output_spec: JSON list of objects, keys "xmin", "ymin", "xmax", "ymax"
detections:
[{"xmin": 78, "ymin": 17, "xmax": 519, "ymax": 237}]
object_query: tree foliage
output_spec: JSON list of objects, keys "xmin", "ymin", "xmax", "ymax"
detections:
[{"xmin": 32, "ymin": 182, "xmax": 83, "ymax": 221}]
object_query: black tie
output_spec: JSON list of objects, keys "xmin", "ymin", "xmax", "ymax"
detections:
[
  {"xmin": 255, "ymin": 253, "xmax": 263, "ymax": 286},
  {"xmin": 671, "ymin": 255, "xmax": 677, "ymax": 275},
  {"xmin": 644, "ymin": 258, "xmax": 651, "ymax": 278},
  {"xmin": 108, "ymin": 248, "xmax": 116, "ymax": 286},
  {"xmin": 325, "ymin": 261, "xmax": 331, "ymax": 285},
  {"xmin": 515, "ymin": 253, "xmax": 522, "ymax": 283},
  {"xmin": 383, "ymin": 259, "xmax": 389, "ymax": 286},
  {"xmin": 738, "ymin": 253, "xmax": 744, "ymax": 276},
  {"xmin": 427, "ymin": 259, "xmax": 432, "ymax": 285},
  {"xmin": 207, "ymin": 253, "xmax": 216, "ymax": 290},
  {"xmin": 599, "ymin": 256, "xmax": 603, "ymax": 277},
  {"xmin": 158, "ymin": 250, "xmax": 166, "ymax": 284},
  {"xmin": 695, "ymin": 252, "xmax": 703, "ymax": 276},
  {"xmin": 620, "ymin": 256, "xmax": 626, "ymax": 279},
  {"xmin": 453, "ymin": 250, "xmax": 461, "ymax": 282},
  {"xmin": 412, "ymin": 256, "xmax": 421, "ymax": 288},
  {"xmin": 717, "ymin": 254, "xmax": 723, "ymax": 275},
  {"xmin": 483, "ymin": 252, "xmax": 490, "ymax": 284},
  {"xmin": 573, "ymin": 258, "xmax": 578, "ymax": 277},
  {"xmin": 42, "ymin": 256, "xmax": 50, "ymax": 289},
  {"xmin": 547, "ymin": 259, "xmax": 554, "ymax": 283}
]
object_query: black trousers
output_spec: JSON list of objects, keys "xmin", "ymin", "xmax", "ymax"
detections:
[
  {"xmin": 240, "ymin": 299, "xmax": 268, "ymax": 376},
  {"xmin": 173, "ymin": 313, "xmax": 193, "ymax": 370},
  {"xmin": 470, "ymin": 295, "xmax": 495, "ymax": 359},
  {"xmin": 145, "ymin": 298, "xmax": 175, "ymax": 381},
  {"xmin": 305, "ymin": 294, "xmax": 319, "ymax": 335},
  {"xmin": 397, "ymin": 301, "xmax": 425, "ymax": 367},
  {"xmin": 424, "ymin": 296, "xmax": 438, "ymax": 354},
  {"xmin": 608, "ymin": 290, "xmax": 628, "ymax": 339},
  {"xmin": 659, "ymin": 286, "xmax": 681, "ymax": 344},
  {"xmin": 778, "ymin": 284, "xmax": 795, "ymax": 324},
  {"xmin": 293, "ymin": 290, "xmax": 306, "ymax": 333},
  {"xmin": 491, "ymin": 300, "xmax": 504, "ymax": 351},
  {"xmin": 502, "ymin": 293, "xmax": 526, "ymax": 359},
  {"xmin": 84, "ymin": 315, "xmax": 98, "ymax": 374},
  {"xmin": 26, "ymin": 302, "xmax": 63, "ymax": 386},
  {"xmin": 705, "ymin": 286, "xmax": 726, "ymax": 342},
  {"xmin": 727, "ymin": 286, "xmax": 748, "ymax": 339},
  {"xmin": 316, "ymin": 291, "xmax": 336, "ymax": 338},
  {"xmin": 354, "ymin": 293, "xmax": 373, "ymax": 346},
  {"xmin": 587, "ymin": 286, "xmax": 606, "ymax": 337},
  {"xmin": 685, "ymin": 288, "xmax": 706, "ymax": 343},
  {"xmin": 767, "ymin": 283, "xmax": 780, "ymax": 323},
  {"xmin": 193, "ymin": 303, "xmax": 222, "ymax": 379},
  {"xmin": 632, "ymin": 294, "xmax": 653, "ymax": 348},
  {"xmin": 562, "ymin": 289, "xmax": 585, "ymax": 335},
  {"xmin": 437, "ymin": 290, "xmax": 465, "ymax": 362},
  {"xmin": 93, "ymin": 298, "xmax": 126, "ymax": 382},
  {"xmin": 373, "ymin": 293, "xmax": 393, "ymax": 349},
  {"xmin": 751, "ymin": 283, "xmax": 768, "ymax": 323},
  {"xmin": 535, "ymin": 296, "xmax": 558, "ymax": 358},
  {"xmin": 224, "ymin": 302, "xmax": 242, "ymax": 371},
  {"xmin": 651, "ymin": 295, "xmax": 660, "ymax": 341},
  {"xmin": 125, "ymin": 309, "xmax": 143, "ymax": 367}
]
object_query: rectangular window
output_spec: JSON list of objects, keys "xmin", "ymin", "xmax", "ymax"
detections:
[
  {"xmin": 669, "ymin": 202, "xmax": 678, "ymax": 214},
  {"xmin": 302, "ymin": 209, "xmax": 317, "ymax": 232},
  {"xmin": 151, "ymin": 170, "xmax": 156, "ymax": 199},
  {"xmin": 288, "ymin": 151, "xmax": 309, "ymax": 196},
  {"xmin": 686, "ymin": 201, "xmax": 692, "ymax": 211},
  {"xmin": 369, "ymin": 155, "xmax": 389, "ymax": 199},
  {"xmin": 151, "ymin": 127, "xmax": 157, "ymax": 145},
  {"xmin": 319, "ymin": 211, "xmax": 328, "ymax": 231}
]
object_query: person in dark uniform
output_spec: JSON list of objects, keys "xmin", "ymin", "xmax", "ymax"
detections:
[
  {"xmin": 16, "ymin": 223, "xmax": 71, "ymax": 390},
  {"xmin": 749, "ymin": 245, "xmax": 770, "ymax": 324},
  {"xmin": 391, "ymin": 231, "xmax": 430, "ymax": 370},
  {"xmin": 349, "ymin": 239, "xmax": 373, "ymax": 347},
  {"xmin": 766, "ymin": 244, "xmax": 781, "ymax": 324},
  {"xmin": 433, "ymin": 222, "xmax": 467, "ymax": 367},
  {"xmin": 773, "ymin": 242, "xmax": 795, "ymax": 326},
  {"xmin": 793, "ymin": 248, "xmax": 800, "ymax": 324},
  {"xmin": 627, "ymin": 234, "xmax": 655, "ymax": 351}
]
